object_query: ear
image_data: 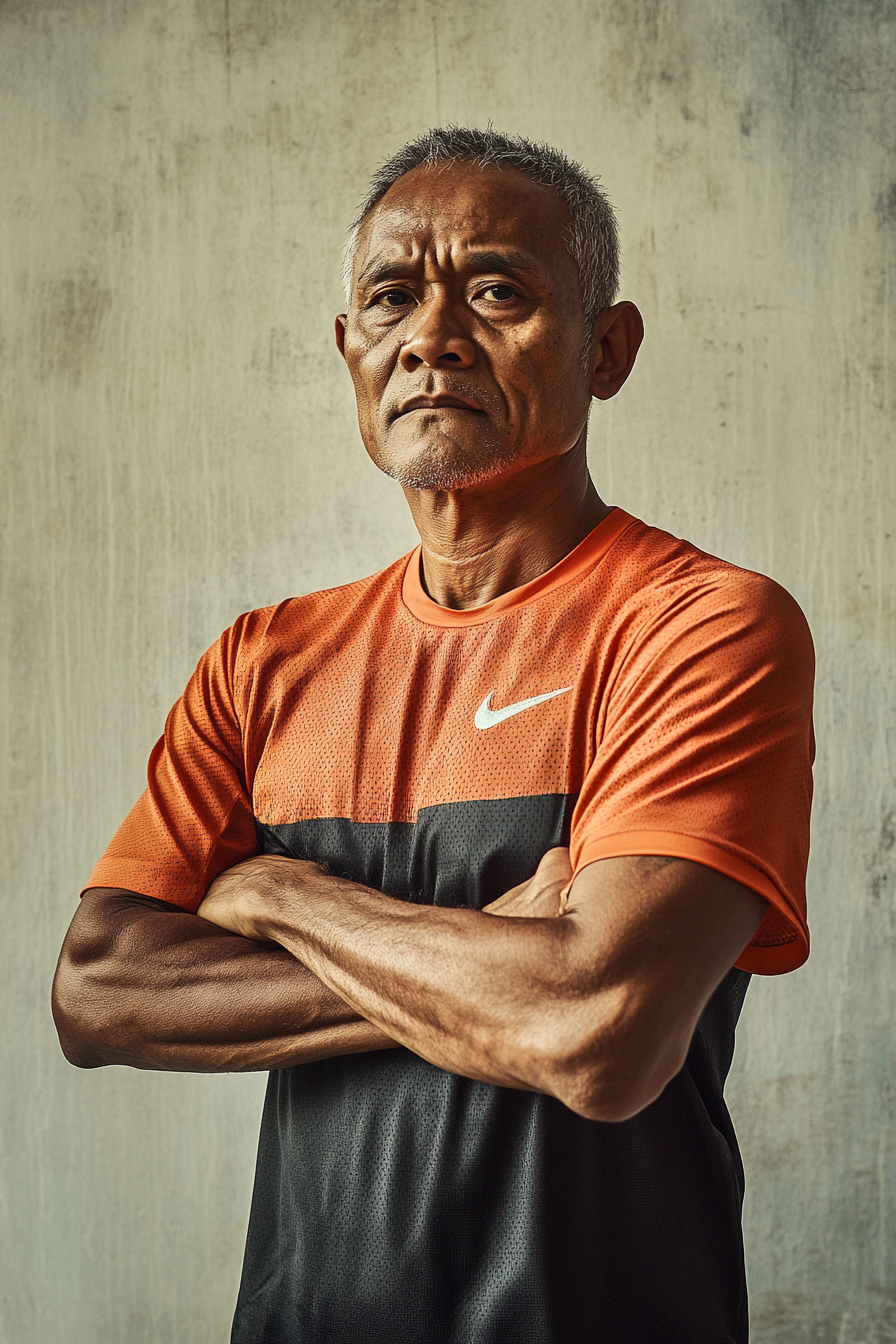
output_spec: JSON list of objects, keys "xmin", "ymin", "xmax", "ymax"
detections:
[
  {"xmin": 335, "ymin": 314, "xmax": 347, "ymax": 359},
  {"xmin": 588, "ymin": 302, "xmax": 644, "ymax": 401}
]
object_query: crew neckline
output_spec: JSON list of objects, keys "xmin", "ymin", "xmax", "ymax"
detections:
[{"xmin": 401, "ymin": 507, "xmax": 636, "ymax": 628}]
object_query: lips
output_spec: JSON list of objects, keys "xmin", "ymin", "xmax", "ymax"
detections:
[{"xmin": 393, "ymin": 394, "xmax": 484, "ymax": 419}]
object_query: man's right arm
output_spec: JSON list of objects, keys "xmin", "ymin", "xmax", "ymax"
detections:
[{"xmin": 52, "ymin": 888, "xmax": 397, "ymax": 1072}]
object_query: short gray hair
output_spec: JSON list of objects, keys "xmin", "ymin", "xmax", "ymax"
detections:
[{"xmin": 342, "ymin": 126, "xmax": 620, "ymax": 323}]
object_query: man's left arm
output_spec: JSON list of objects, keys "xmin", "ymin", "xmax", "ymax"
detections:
[{"xmin": 198, "ymin": 849, "xmax": 765, "ymax": 1122}]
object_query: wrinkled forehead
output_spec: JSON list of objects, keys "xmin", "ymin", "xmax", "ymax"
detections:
[{"xmin": 352, "ymin": 162, "xmax": 576, "ymax": 284}]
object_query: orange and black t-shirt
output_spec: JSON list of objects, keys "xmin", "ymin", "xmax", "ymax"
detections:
[{"xmin": 87, "ymin": 509, "xmax": 814, "ymax": 1343}]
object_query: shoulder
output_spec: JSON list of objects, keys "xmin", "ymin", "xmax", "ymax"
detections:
[
  {"xmin": 208, "ymin": 552, "xmax": 412, "ymax": 680},
  {"xmin": 604, "ymin": 518, "xmax": 814, "ymax": 688},
  {"xmin": 616, "ymin": 518, "xmax": 810, "ymax": 632}
]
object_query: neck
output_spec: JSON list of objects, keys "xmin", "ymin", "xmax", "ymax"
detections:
[{"xmin": 402, "ymin": 443, "xmax": 610, "ymax": 610}]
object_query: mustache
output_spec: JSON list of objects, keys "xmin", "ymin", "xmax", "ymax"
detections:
[{"xmin": 386, "ymin": 377, "xmax": 504, "ymax": 422}]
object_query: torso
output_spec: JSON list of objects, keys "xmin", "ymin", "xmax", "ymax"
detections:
[{"xmin": 228, "ymin": 509, "xmax": 777, "ymax": 1343}]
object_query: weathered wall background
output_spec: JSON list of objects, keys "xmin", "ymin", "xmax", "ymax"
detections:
[{"xmin": 1, "ymin": 0, "xmax": 893, "ymax": 1339}]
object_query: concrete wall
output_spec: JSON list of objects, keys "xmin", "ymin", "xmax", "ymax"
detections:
[{"xmin": 1, "ymin": 1, "xmax": 893, "ymax": 1339}]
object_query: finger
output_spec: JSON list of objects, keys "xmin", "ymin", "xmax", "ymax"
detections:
[
  {"xmin": 483, "ymin": 878, "xmax": 530, "ymax": 913},
  {"xmin": 537, "ymin": 847, "xmax": 573, "ymax": 877}
]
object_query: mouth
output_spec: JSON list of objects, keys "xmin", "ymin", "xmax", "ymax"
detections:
[{"xmin": 392, "ymin": 394, "xmax": 484, "ymax": 421}]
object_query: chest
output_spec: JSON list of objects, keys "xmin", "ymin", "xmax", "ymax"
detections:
[{"xmin": 249, "ymin": 606, "xmax": 608, "ymax": 830}]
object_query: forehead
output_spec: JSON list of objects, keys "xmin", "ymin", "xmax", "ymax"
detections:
[{"xmin": 354, "ymin": 162, "xmax": 576, "ymax": 281}]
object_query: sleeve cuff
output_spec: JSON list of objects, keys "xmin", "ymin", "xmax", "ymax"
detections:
[
  {"xmin": 571, "ymin": 829, "xmax": 809, "ymax": 976},
  {"xmin": 81, "ymin": 857, "xmax": 202, "ymax": 912}
]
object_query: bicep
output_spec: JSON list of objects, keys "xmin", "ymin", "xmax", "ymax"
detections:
[
  {"xmin": 54, "ymin": 887, "xmax": 230, "ymax": 1023},
  {"xmin": 86, "ymin": 624, "xmax": 261, "ymax": 911},
  {"xmin": 559, "ymin": 856, "xmax": 766, "ymax": 1117},
  {"xmin": 571, "ymin": 578, "xmax": 814, "ymax": 975},
  {"xmin": 61, "ymin": 887, "xmax": 230, "ymax": 966},
  {"xmin": 568, "ymin": 855, "xmax": 766, "ymax": 997}
]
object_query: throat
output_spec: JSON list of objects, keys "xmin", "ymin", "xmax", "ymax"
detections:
[{"xmin": 414, "ymin": 481, "xmax": 610, "ymax": 610}]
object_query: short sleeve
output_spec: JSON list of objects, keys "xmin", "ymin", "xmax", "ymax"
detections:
[
  {"xmin": 83, "ymin": 617, "xmax": 259, "ymax": 911},
  {"xmin": 569, "ymin": 573, "xmax": 815, "ymax": 974}
]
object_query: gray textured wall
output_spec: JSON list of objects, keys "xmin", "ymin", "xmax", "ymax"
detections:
[{"xmin": 1, "ymin": 2, "xmax": 894, "ymax": 1340}]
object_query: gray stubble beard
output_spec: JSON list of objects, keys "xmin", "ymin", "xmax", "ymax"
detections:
[
  {"xmin": 372, "ymin": 403, "xmax": 521, "ymax": 492},
  {"xmin": 366, "ymin": 371, "xmax": 524, "ymax": 491},
  {"xmin": 382, "ymin": 440, "xmax": 522, "ymax": 491}
]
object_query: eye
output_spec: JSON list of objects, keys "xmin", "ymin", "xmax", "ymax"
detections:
[
  {"xmin": 373, "ymin": 289, "xmax": 413, "ymax": 309},
  {"xmin": 480, "ymin": 283, "xmax": 517, "ymax": 302}
]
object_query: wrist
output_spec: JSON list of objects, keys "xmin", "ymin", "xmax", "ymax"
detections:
[
  {"xmin": 198, "ymin": 855, "xmax": 322, "ymax": 943},
  {"xmin": 245, "ymin": 858, "xmax": 332, "ymax": 947}
]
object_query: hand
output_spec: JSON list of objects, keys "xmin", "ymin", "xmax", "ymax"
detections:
[
  {"xmin": 482, "ymin": 847, "xmax": 573, "ymax": 920},
  {"xmin": 197, "ymin": 854, "xmax": 327, "ymax": 940}
]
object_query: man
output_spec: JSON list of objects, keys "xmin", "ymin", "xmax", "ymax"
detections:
[{"xmin": 53, "ymin": 127, "xmax": 814, "ymax": 1343}]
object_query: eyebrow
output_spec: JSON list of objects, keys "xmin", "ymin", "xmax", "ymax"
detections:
[{"xmin": 355, "ymin": 248, "xmax": 547, "ymax": 292}]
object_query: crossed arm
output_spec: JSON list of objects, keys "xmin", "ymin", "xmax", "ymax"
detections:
[{"xmin": 53, "ymin": 849, "xmax": 765, "ymax": 1121}]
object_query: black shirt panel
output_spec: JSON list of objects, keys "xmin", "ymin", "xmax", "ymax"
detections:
[
  {"xmin": 233, "ymin": 974, "xmax": 748, "ymax": 1344},
  {"xmin": 232, "ymin": 804, "xmax": 751, "ymax": 1343},
  {"xmin": 255, "ymin": 792, "xmax": 577, "ymax": 909}
]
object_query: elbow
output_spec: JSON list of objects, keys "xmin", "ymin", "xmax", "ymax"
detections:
[
  {"xmin": 538, "ymin": 1003, "xmax": 690, "ymax": 1125},
  {"xmin": 556, "ymin": 1068, "xmax": 675, "ymax": 1124},
  {"xmin": 51, "ymin": 953, "xmax": 113, "ymax": 1069},
  {"xmin": 57, "ymin": 1036, "xmax": 105, "ymax": 1070}
]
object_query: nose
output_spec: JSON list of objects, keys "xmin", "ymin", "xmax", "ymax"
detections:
[{"xmin": 399, "ymin": 294, "xmax": 476, "ymax": 371}]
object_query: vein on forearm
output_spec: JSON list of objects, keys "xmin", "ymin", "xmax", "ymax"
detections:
[{"xmin": 254, "ymin": 876, "xmax": 585, "ymax": 1090}]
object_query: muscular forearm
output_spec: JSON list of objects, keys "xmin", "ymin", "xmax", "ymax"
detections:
[
  {"xmin": 198, "ymin": 852, "xmax": 766, "ymax": 1121},
  {"xmin": 268, "ymin": 886, "xmax": 575, "ymax": 1092},
  {"xmin": 203, "ymin": 859, "xmax": 585, "ymax": 1100},
  {"xmin": 52, "ymin": 889, "xmax": 396, "ymax": 1072}
]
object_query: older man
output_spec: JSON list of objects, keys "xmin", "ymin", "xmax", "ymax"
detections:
[{"xmin": 53, "ymin": 128, "xmax": 814, "ymax": 1343}]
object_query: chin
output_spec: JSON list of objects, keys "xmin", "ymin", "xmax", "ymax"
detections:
[{"xmin": 373, "ymin": 428, "xmax": 520, "ymax": 492}]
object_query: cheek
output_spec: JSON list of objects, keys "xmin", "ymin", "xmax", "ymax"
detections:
[
  {"xmin": 348, "ymin": 340, "xmax": 394, "ymax": 406},
  {"xmin": 505, "ymin": 345, "xmax": 588, "ymax": 438},
  {"xmin": 345, "ymin": 359, "xmax": 385, "ymax": 428},
  {"xmin": 344, "ymin": 345, "xmax": 400, "ymax": 458},
  {"xmin": 499, "ymin": 325, "xmax": 579, "ymax": 400}
]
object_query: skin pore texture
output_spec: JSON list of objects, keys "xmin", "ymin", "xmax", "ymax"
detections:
[{"xmin": 53, "ymin": 161, "xmax": 766, "ymax": 1123}]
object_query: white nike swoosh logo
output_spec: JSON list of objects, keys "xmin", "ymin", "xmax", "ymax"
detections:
[{"xmin": 474, "ymin": 686, "xmax": 573, "ymax": 730}]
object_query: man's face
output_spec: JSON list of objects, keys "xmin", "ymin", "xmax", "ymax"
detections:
[{"xmin": 336, "ymin": 162, "xmax": 595, "ymax": 491}]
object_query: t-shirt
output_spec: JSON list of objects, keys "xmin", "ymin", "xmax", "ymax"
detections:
[{"xmin": 86, "ymin": 509, "xmax": 815, "ymax": 1344}]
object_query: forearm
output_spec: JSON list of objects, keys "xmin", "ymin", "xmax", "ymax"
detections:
[
  {"xmin": 197, "ymin": 852, "xmax": 766, "ymax": 1121},
  {"xmin": 52, "ymin": 890, "xmax": 396, "ymax": 1072},
  {"xmin": 248, "ymin": 873, "xmax": 585, "ymax": 1097}
]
